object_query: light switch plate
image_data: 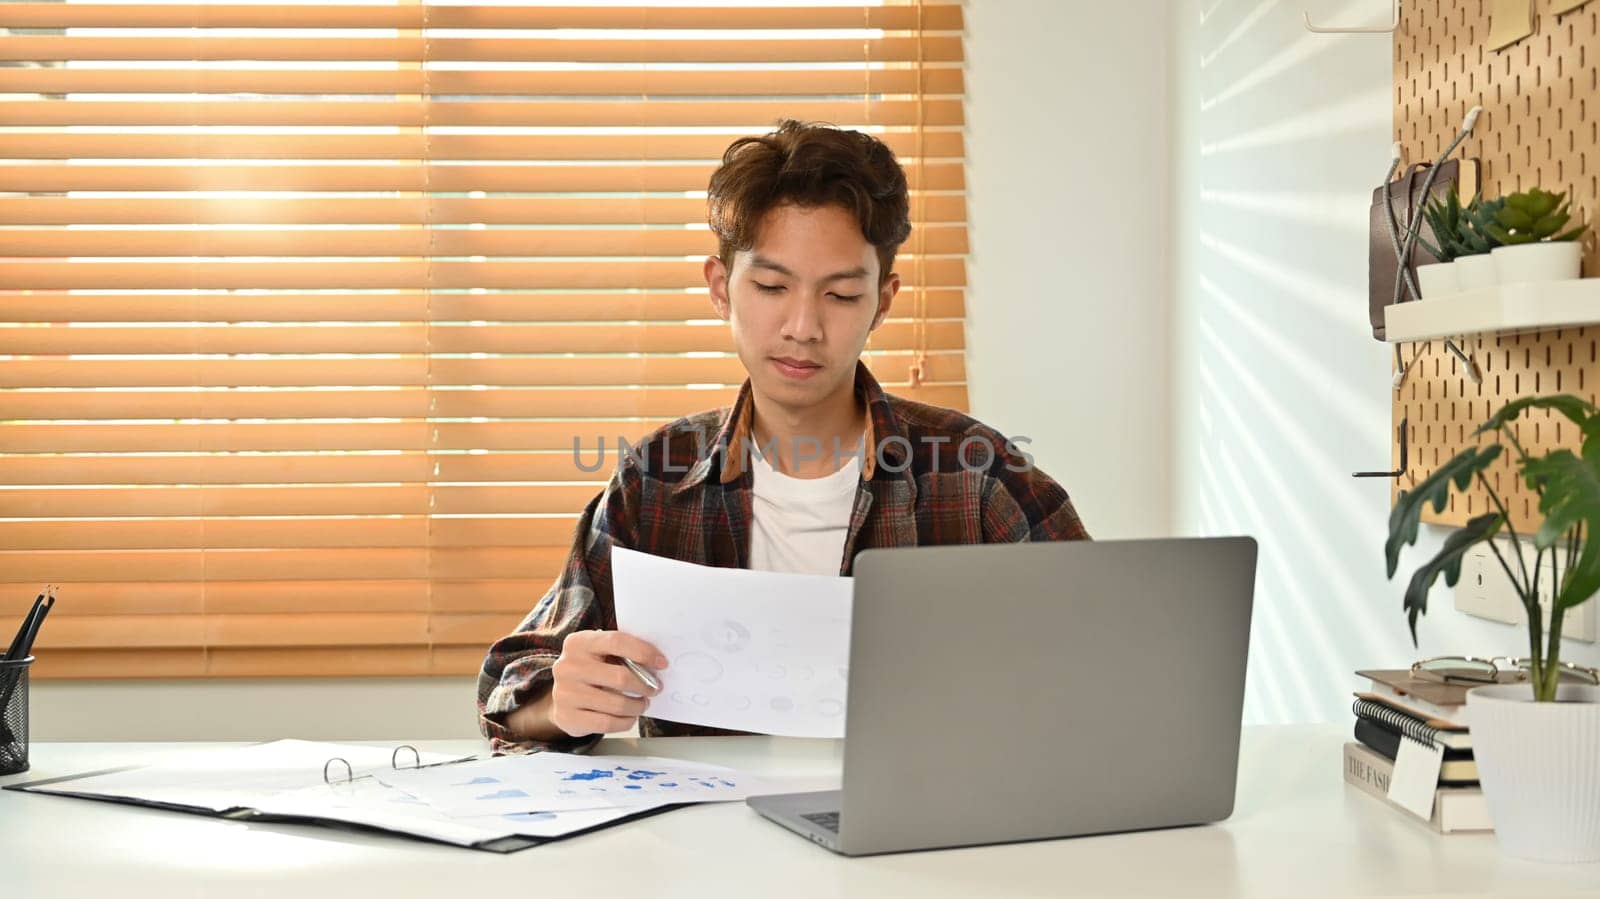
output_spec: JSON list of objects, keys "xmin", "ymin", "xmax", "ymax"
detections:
[{"xmin": 1453, "ymin": 536, "xmax": 1596, "ymax": 642}]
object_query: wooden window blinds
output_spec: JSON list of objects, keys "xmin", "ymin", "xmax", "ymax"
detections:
[{"xmin": 0, "ymin": 0, "xmax": 969, "ymax": 679}]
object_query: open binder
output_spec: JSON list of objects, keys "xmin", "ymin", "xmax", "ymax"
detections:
[{"xmin": 3, "ymin": 739, "xmax": 682, "ymax": 853}]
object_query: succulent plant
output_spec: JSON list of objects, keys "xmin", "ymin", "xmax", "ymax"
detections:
[
  {"xmin": 1418, "ymin": 188, "xmax": 1501, "ymax": 262},
  {"xmin": 1480, "ymin": 187, "xmax": 1589, "ymax": 246},
  {"xmin": 1463, "ymin": 195, "xmax": 1508, "ymax": 254}
]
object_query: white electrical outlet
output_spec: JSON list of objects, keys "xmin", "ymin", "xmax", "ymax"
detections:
[
  {"xmin": 1453, "ymin": 539, "xmax": 1522, "ymax": 625},
  {"xmin": 1453, "ymin": 536, "xmax": 1596, "ymax": 642}
]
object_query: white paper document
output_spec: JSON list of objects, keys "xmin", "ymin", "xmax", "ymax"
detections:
[
  {"xmin": 252, "ymin": 775, "xmax": 673, "ymax": 845},
  {"xmin": 611, "ymin": 546, "xmax": 854, "ymax": 738},
  {"xmin": 373, "ymin": 752, "xmax": 770, "ymax": 816}
]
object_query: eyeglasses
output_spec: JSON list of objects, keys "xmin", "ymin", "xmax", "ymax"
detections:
[{"xmin": 1410, "ymin": 655, "xmax": 1600, "ymax": 686}]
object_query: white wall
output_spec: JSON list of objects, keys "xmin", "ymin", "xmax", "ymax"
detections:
[
  {"xmin": 1170, "ymin": 0, "xmax": 1600, "ymax": 725},
  {"xmin": 962, "ymin": 0, "xmax": 1173, "ymax": 540}
]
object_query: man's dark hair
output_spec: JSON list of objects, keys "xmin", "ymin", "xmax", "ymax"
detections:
[{"xmin": 706, "ymin": 119, "xmax": 912, "ymax": 288}]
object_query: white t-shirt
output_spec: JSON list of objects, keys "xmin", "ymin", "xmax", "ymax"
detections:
[{"xmin": 747, "ymin": 434, "xmax": 862, "ymax": 576}]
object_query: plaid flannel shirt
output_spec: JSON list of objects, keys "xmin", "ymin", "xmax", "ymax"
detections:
[{"xmin": 477, "ymin": 360, "xmax": 1091, "ymax": 754}]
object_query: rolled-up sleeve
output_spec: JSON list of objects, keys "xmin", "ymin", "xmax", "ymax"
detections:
[{"xmin": 476, "ymin": 458, "xmax": 639, "ymax": 754}]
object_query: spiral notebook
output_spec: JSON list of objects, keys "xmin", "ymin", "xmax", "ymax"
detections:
[
  {"xmin": 1352, "ymin": 693, "xmax": 1472, "ymax": 750},
  {"xmin": 2, "ymin": 740, "xmax": 680, "ymax": 853}
]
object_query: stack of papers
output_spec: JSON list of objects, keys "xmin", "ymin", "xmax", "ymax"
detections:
[{"xmin": 8, "ymin": 740, "xmax": 797, "ymax": 851}]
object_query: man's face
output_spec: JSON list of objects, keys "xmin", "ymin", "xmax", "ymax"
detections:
[{"xmin": 706, "ymin": 202, "xmax": 899, "ymax": 416}]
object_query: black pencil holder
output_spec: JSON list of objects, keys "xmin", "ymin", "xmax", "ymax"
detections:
[{"xmin": 0, "ymin": 656, "xmax": 32, "ymax": 776}]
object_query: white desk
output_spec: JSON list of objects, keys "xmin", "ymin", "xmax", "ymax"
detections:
[{"xmin": 1, "ymin": 725, "xmax": 1597, "ymax": 898}]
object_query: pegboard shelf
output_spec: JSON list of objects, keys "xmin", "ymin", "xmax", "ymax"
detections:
[
  {"xmin": 1392, "ymin": 0, "xmax": 1599, "ymax": 532},
  {"xmin": 1385, "ymin": 279, "xmax": 1600, "ymax": 343}
]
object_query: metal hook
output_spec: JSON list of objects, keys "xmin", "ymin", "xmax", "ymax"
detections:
[
  {"xmin": 1305, "ymin": 0, "xmax": 1400, "ymax": 32},
  {"xmin": 1354, "ymin": 416, "xmax": 1408, "ymax": 479},
  {"xmin": 323, "ymin": 756, "xmax": 353, "ymax": 786},
  {"xmin": 391, "ymin": 745, "xmax": 421, "ymax": 770}
]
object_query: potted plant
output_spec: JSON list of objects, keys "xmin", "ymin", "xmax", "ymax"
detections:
[
  {"xmin": 1418, "ymin": 189, "xmax": 1503, "ymax": 293},
  {"xmin": 1461, "ymin": 195, "xmax": 1508, "ymax": 290},
  {"xmin": 1386, "ymin": 395, "xmax": 1600, "ymax": 862},
  {"xmin": 1481, "ymin": 188, "xmax": 1589, "ymax": 284},
  {"xmin": 1416, "ymin": 188, "xmax": 1467, "ymax": 298}
]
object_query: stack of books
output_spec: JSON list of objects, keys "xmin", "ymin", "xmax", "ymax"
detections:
[{"xmin": 1341, "ymin": 669, "xmax": 1491, "ymax": 834}]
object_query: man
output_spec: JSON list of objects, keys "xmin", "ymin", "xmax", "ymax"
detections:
[{"xmin": 478, "ymin": 120, "xmax": 1090, "ymax": 754}]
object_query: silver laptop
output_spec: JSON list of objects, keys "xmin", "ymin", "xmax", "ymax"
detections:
[{"xmin": 747, "ymin": 536, "xmax": 1258, "ymax": 856}]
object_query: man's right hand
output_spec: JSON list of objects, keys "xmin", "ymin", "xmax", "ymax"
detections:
[{"xmin": 541, "ymin": 630, "xmax": 669, "ymax": 738}]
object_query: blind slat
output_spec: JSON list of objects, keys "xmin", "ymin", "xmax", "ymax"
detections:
[
  {"xmin": 0, "ymin": 420, "xmax": 673, "ymax": 453},
  {"xmin": 0, "ymin": 517, "xmax": 580, "ymax": 551},
  {"xmin": 3, "ymin": 36, "xmax": 963, "ymax": 64},
  {"xmin": 0, "ymin": 66, "xmax": 963, "ymax": 97},
  {"xmin": 1, "ymin": 225, "xmax": 967, "ymax": 258},
  {"xmin": 0, "ymin": 352, "xmax": 965, "ymax": 388},
  {"xmin": 0, "ymin": 258, "xmax": 967, "ymax": 291},
  {"xmin": 0, "ymin": 385, "xmax": 968, "ymax": 422},
  {"xmin": 0, "ymin": 161, "xmax": 965, "ymax": 194},
  {"xmin": 0, "ymin": 579, "xmax": 542, "ymax": 616},
  {"xmin": 0, "ymin": 3, "xmax": 963, "ymax": 30},
  {"xmin": 0, "ymin": 195, "xmax": 965, "ymax": 226},
  {"xmin": 1, "ymin": 99, "xmax": 964, "ymax": 129},
  {"xmin": 0, "ymin": 319, "xmax": 965, "ymax": 356},
  {"xmin": 0, "ymin": 131, "xmax": 964, "ymax": 161},
  {"xmin": 0, "ymin": 546, "xmax": 566, "ymax": 581},
  {"xmin": 0, "ymin": 485, "xmax": 600, "ymax": 518},
  {"xmin": 0, "ymin": 289, "xmax": 967, "ymax": 323}
]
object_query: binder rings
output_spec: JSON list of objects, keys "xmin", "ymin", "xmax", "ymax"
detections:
[{"xmin": 2, "ymin": 740, "xmax": 681, "ymax": 853}]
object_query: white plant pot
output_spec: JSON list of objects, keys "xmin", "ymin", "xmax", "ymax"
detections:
[
  {"xmin": 1491, "ymin": 240, "xmax": 1584, "ymax": 284},
  {"xmin": 1416, "ymin": 261, "xmax": 1459, "ymax": 299},
  {"xmin": 1454, "ymin": 253, "xmax": 1499, "ymax": 291},
  {"xmin": 1466, "ymin": 683, "xmax": 1600, "ymax": 863}
]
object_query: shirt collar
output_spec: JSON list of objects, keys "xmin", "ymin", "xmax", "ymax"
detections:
[{"xmin": 674, "ymin": 359, "xmax": 909, "ymax": 493}]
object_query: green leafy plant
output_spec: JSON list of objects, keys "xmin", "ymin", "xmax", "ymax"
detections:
[
  {"xmin": 1386, "ymin": 395, "xmax": 1600, "ymax": 702},
  {"xmin": 1464, "ymin": 195, "xmax": 1508, "ymax": 253},
  {"xmin": 1480, "ymin": 187, "xmax": 1589, "ymax": 246},
  {"xmin": 1420, "ymin": 188, "xmax": 1482, "ymax": 262},
  {"xmin": 1419, "ymin": 189, "xmax": 1504, "ymax": 263}
]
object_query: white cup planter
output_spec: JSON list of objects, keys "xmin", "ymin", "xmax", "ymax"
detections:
[
  {"xmin": 1454, "ymin": 253, "xmax": 1499, "ymax": 291},
  {"xmin": 1491, "ymin": 240, "xmax": 1584, "ymax": 284},
  {"xmin": 1466, "ymin": 683, "xmax": 1600, "ymax": 863},
  {"xmin": 1416, "ymin": 261, "xmax": 1459, "ymax": 299}
]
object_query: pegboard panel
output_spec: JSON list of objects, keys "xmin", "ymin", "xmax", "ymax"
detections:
[{"xmin": 1393, "ymin": 0, "xmax": 1600, "ymax": 530}]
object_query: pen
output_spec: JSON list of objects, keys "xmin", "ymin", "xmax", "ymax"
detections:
[
  {"xmin": 3, "ymin": 592, "xmax": 45, "ymax": 662},
  {"xmin": 16, "ymin": 592, "xmax": 54, "ymax": 661},
  {"xmin": 4, "ymin": 588, "xmax": 51, "ymax": 659},
  {"xmin": 622, "ymin": 658, "xmax": 662, "ymax": 692}
]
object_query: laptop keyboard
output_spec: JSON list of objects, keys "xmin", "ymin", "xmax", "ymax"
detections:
[{"xmin": 801, "ymin": 811, "xmax": 841, "ymax": 833}]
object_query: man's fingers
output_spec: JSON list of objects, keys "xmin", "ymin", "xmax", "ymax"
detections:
[
  {"xmin": 568, "ymin": 683, "xmax": 649, "ymax": 719},
  {"xmin": 590, "ymin": 712, "xmax": 636, "ymax": 734},
  {"xmin": 557, "ymin": 709, "xmax": 634, "ymax": 738},
  {"xmin": 597, "ymin": 660, "xmax": 659, "ymax": 696},
  {"xmin": 590, "ymin": 630, "xmax": 668, "ymax": 669}
]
